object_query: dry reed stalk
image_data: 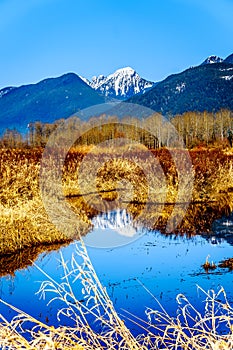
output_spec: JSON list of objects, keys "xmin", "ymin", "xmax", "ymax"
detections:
[{"xmin": 1, "ymin": 242, "xmax": 233, "ymax": 349}]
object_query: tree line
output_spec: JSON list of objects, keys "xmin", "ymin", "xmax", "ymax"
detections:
[
  {"xmin": 172, "ymin": 109, "xmax": 233, "ymax": 148},
  {"xmin": 1, "ymin": 109, "xmax": 233, "ymax": 149}
]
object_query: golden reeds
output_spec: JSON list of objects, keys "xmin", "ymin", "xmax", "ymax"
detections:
[{"xmin": 1, "ymin": 147, "xmax": 233, "ymax": 256}]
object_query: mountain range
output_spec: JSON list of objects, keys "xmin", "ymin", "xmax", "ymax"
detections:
[
  {"xmin": 0, "ymin": 73, "xmax": 107, "ymax": 133},
  {"xmin": 129, "ymin": 54, "xmax": 233, "ymax": 115},
  {"xmin": 0, "ymin": 67, "xmax": 154, "ymax": 133},
  {"xmin": 1, "ymin": 53, "xmax": 233, "ymax": 133}
]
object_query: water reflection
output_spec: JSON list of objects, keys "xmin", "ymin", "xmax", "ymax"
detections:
[
  {"xmin": 86, "ymin": 209, "xmax": 143, "ymax": 248},
  {"xmin": 1, "ymin": 224, "xmax": 233, "ymax": 335},
  {"xmin": 92, "ymin": 208, "xmax": 133, "ymax": 230},
  {"xmin": 1, "ymin": 203, "xmax": 233, "ymax": 277},
  {"xmin": 0, "ymin": 243, "xmax": 70, "ymax": 277},
  {"xmin": 210, "ymin": 212, "xmax": 233, "ymax": 246}
]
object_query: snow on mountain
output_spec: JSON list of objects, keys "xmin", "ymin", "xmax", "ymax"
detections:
[
  {"xmin": 79, "ymin": 76, "xmax": 91, "ymax": 86},
  {"xmin": 175, "ymin": 82, "xmax": 186, "ymax": 93},
  {"xmin": 221, "ymin": 75, "xmax": 233, "ymax": 81},
  {"xmin": 82, "ymin": 67, "xmax": 155, "ymax": 100},
  {"xmin": 0, "ymin": 86, "xmax": 15, "ymax": 98},
  {"xmin": 201, "ymin": 55, "xmax": 223, "ymax": 65},
  {"xmin": 91, "ymin": 74, "xmax": 106, "ymax": 88}
]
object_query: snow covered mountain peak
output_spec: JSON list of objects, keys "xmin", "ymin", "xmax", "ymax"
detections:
[
  {"xmin": 83, "ymin": 66, "xmax": 154, "ymax": 100},
  {"xmin": 90, "ymin": 74, "xmax": 105, "ymax": 88},
  {"xmin": 201, "ymin": 55, "xmax": 223, "ymax": 65}
]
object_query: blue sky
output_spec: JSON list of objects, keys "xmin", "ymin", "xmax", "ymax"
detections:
[{"xmin": 1, "ymin": 0, "xmax": 233, "ymax": 88}]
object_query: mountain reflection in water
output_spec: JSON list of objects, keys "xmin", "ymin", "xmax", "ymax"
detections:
[
  {"xmin": 92, "ymin": 209, "xmax": 133, "ymax": 230},
  {"xmin": 0, "ymin": 208, "xmax": 233, "ymax": 336},
  {"xmin": 1, "ymin": 205, "xmax": 233, "ymax": 276}
]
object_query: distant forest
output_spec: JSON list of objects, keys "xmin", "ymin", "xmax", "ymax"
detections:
[{"xmin": 1, "ymin": 109, "xmax": 233, "ymax": 149}]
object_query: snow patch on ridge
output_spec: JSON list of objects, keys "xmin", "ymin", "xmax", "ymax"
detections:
[
  {"xmin": 221, "ymin": 75, "xmax": 233, "ymax": 81},
  {"xmin": 175, "ymin": 82, "xmax": 186, "ymax": 93},
  {"xmin": 0, "ymin": 86, "xmax": 15, "ymax": 98}
]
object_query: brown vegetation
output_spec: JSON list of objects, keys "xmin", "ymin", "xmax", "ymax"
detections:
[
  {"xmin": 1, "ymin": 108, "xmax": 233, "ymax": 260},
  {"xmin": 219, "ymin": 258, "xmax": 233, "ymax": 271},
  {"xmin": 1, "ymin": 144, "xmax": 233, "ymax": 262},
  {"xmin": 202, "ymin": 255, "xmax": 217, "ymax": 272},
  {"xmin": 1, "ymin": 109, "xmax": 233, "ymax": 348},
  {"xmin": 0, "ymin": 148, "xmax": 91, "ymax": 257}
]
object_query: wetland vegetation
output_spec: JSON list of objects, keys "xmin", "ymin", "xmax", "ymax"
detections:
[
  {"xmin": 1, "ymin": 145, "xmax": 233, "ymax": 257},
  {"xmin": 1, "ymin": 111, "xmax": 233, "ymax": 349}
]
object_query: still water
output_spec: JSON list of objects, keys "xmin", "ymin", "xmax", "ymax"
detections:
[{"xmin": 0, "ymin": 209, "xmax": 233, "ymax": 334}]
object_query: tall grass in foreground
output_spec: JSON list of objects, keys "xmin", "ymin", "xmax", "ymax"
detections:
[{"xmin": 0, "ymin": 240, "xmax": 233, "ymax": 349}]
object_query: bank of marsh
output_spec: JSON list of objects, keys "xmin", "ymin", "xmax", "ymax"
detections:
[{"xmin": 0, "ymin": 146, "xmax": 233, "ymax": 256}]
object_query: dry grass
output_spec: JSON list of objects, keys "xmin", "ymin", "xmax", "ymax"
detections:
[
  {"xmin": 1, "ymin": 147, "xmax": 233, "ymax": 257},
  {"xmin": 219, "ymin": 258, "xmax": 233, "ymax": 271},
  {"xmin": 1, "ymin": 138, "xmax": 233, "ymax": 347},
  {"xmin": 0, "ymin": 241, "xmax": 233, "ymax": 349},
  {"xmin": 202, "ymin": 255, "xmax": 217, "ymax": 272},
  {"xmin": 0, "ymin": 148, "xmax": 91, "ymax": 256}
]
